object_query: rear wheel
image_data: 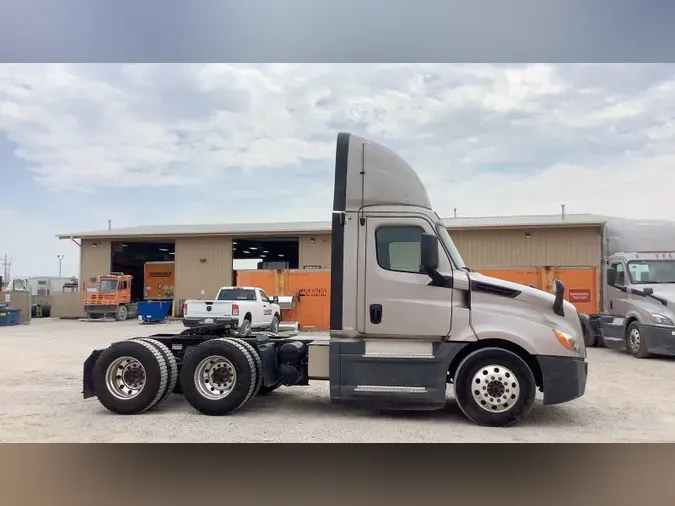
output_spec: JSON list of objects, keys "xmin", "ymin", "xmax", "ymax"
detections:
[
  {"xmin": 238, "ymin": 318, "xmax": 251, "ymax": 336},
  {"xmin": 132, "ymin": 338, "xmax": 178, "ymax": 405},
  {"xmin": 453, "ymin": 347, "xmax": 536, "ymax": 427},
  {"xmin": 269, "ymin": 315, "xmax": 280, "ymax": 334},
  {"xmin": 180, "ymin": 339, "xmax": 257, "ymax": 415},
  {"xmin": 627, "ymin": 321, "xmax": 651, "ymax": 358},
  {"xmin": 92, "ymin": 340, "xmax": 169, "ymax": 414}
]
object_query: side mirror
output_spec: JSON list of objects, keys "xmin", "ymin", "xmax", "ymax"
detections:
[
  {"xmin": 606, "ymin": 267, "xmax": 616, "ymax": 286},
  {"xmin": 272, "ymin": 296, "xmax": 279, "ymax": 304},
  {"xmin": 420, "ymin": 233, "xmax": 439, "ymax": 272}
]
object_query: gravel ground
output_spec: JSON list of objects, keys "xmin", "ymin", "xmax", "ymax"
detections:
[{"xmin": 1, "ymin": 318, "xmax": 674, "ymax": 442}]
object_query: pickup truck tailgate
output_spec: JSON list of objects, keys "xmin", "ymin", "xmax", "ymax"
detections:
[{"xmin": 185, "ymin": 301, "xmax": 233, "ymax": 318}]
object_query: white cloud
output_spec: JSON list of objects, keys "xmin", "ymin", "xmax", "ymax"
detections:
[{"xmin": 2, "ymin": 63, "xmax": 675, "ymax": 277}]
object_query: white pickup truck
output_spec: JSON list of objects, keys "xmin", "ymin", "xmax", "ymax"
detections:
[{"xmin": 182, "ymin": 286, "xmax": 281, "ymax": 334}]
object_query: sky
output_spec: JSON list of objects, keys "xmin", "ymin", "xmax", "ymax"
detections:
[{"xmin": 2, "ymin": 62, "xmax": 675, "ymax": 279}]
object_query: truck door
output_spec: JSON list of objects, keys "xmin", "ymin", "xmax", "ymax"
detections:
[
  {"xmin": 601, "ymin": 258, "xmax": 628, "ymax": 344},
  {"xmin": 258, "ymin": 289, "xmax": 274, "ymax": 327},
  {"xmin": 363, "ymin": 216, "xmax": 453, "ymax": 338}
]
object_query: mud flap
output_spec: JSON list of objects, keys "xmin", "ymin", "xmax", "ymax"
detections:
[{"xmin": 83, "ymin": 349, "xmax": 104, "ymax": 399}]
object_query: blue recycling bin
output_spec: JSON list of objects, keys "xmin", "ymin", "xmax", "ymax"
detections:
[
  {"xmin": 0, "ymin": 305, "xmax": 21, "ymax": 327},
  {"xmin": 137, "ymin": 300, "xmax": 172, "ymax": 324}
]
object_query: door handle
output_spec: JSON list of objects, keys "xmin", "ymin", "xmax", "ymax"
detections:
[
  {"xmin": 609, "ymin": 300, "xmax": 613, "ymax": 310},
  {"xmin": 370, "ymin": 304, "xmax": 383, "ymax": 324}
]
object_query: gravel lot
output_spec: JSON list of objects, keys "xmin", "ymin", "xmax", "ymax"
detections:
[{"xmin": 1, "ymin": 318, "xmax": 674, "ymax": 442}]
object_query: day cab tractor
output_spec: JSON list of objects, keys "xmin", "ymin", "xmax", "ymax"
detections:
[
  {"xmin": 84, "ymin": 273, "xmax": 138, "ymax": 321},
  {"xmin": 80, "ymin": 133, "xmax": 588, "ymax": 428}
]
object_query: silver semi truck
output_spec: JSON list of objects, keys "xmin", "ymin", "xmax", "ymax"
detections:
[
  {"xmin": 81, "ymin": 133, "xmax": 588, "ymax": 427},
  {"xmin": 583, "ymin": 218, "xmax": 675, "ymax": 358}
]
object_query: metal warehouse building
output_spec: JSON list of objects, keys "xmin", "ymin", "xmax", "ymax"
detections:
[{"xmin": 55, "ymin": 212, "xmax": 610, "ymax": 326}]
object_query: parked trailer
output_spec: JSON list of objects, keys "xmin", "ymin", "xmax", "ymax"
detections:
[
  {"xmin": 583, "ymin": 218, "xmax": 675, "ymax": 358},
  {"xmin": 81, "ymin": 132, "xmax": 588, "ymax": 428}
]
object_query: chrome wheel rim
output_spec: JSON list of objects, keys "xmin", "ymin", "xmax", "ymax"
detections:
[
  {"xmin": 194, "ymin": 355, "xmax": 237, "ymax": 400},
  {"xmin": 629, "ymin": 328, "xmax": 641, "ymax": 352},
  {"xmin": 471, "ymin": 364, "xmax": 520, "ymax": 413},
  {"xmin": 106, "ymin": 356, "xmax": 146, "ymax": 400}
]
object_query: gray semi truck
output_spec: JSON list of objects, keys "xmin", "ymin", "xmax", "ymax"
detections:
[
  {"xmin": 81, "ymin": 132, "xmax": 588, "ymax": 427},
  {"xmin": 583, "ymin": 218, "xmax": 675, "ymax": 358}
]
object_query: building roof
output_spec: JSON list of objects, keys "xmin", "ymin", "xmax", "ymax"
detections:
[{"xmin": 56, "ymin": 213, "xmax": 611, "ymax": 240}]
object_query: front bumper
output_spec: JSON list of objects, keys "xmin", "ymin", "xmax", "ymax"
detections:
[
  {"xmin": 85, "ymin": 304, "xmax": 118, "ymax": 313},
  {"xmin": 536, "ymin": 355, "xmax": 588, "ymax": 405},
  {"xmin": 642, "ymin": 325, "xmax": 675, "ymax": 356}
]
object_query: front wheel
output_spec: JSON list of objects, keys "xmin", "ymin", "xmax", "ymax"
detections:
[
  {"xmin": 115, "ymin": 305, "xmax": 128, "ymax": 321},
  {"xmin": 453, "ymin": 348, "xmax": 537, "ymax": 427},
  {"xmin": 627, "ymin": 321, "xmax": 651, "ymax": 359}
]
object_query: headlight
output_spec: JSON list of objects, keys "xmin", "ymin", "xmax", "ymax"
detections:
[
  {"xmin": 649, "ymin": 313, "xmax": 674, "ymax": 325},
  {"xmin": 553, "ymin": 329, "xmax": 580, "ymax": 354}
]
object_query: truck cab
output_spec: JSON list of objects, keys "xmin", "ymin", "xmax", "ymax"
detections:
[
  {"xmin": 601, "ymin": 247, "xmax": 675, "ymax": 357},
  {"xmin": 325, "ymin": 132, "xmax": 587, "ymax": 425},
  {"xmin": 84, "ymin": 274, "xmax": 136, "ymax": 321}
]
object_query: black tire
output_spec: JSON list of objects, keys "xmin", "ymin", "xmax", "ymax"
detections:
[
  {"xmin": 627, "ymin": 321, "xmax": 651, "ymax": 359},
  {"xmin": 225, "ymin": 339, "xmax": 263, "ymax": 397},
  {"xmin": 180, "ymin": 338, "xmax": 257, "ymax": 416},
  {"xmin": 92, "ymin": 340, "xmax": 169, "ymax": 415},
  {"xmin": 238, "ymin": 318, "xmax": 251, "ymax": 336},
  {"xmin": 115, "ymin": 305, "xmax": 128, "ymax": 321},
  {"xmin": 269, "ymin": 315, "xmax": 280, "ymax": 334},
  {"xmin": 133, "ymin": 338, "xmax": 178, "ymax": 405},
  {"xmin": 453, "ymin": 347, "xmax": 537, "ymax": 427},
  {"xmin": 258, "ymin": 382, "xmax": 282, "ymax": 396},
  {"xmin": 580, "ymin": 317, "xmax": 597, "ymax": 348}
]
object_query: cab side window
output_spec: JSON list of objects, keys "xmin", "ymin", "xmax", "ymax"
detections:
[
  {"xmin": 614, "ymin": 263, "xmax": 626, "ymax": 286},
  {"xmin": 375, "ymin": 226, "xmax": 424, "ymax": 273},
  {"xmin": 259, "ymin": 290, "xmax": 270, "ymax": 303}
]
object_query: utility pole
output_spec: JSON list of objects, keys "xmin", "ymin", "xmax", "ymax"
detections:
[
  {"xmin": 1, "ymin": 254, "xmax": 11, "ymax": 286},
  {"xmin": 57, "ymin": 255, "xmax": 64, "ymax": 277},
  {"xmin": 108, "ymin": 219, "xmax": 112, "ymax": 230}
]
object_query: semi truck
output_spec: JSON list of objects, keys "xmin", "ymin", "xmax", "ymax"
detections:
[
  {"xmin": 582, "ymin": 218, "xmax": 675, "ymax": 358},
  {"xmin": 80, "ymin": 132, "xmax": 588, "ymax": 428}
]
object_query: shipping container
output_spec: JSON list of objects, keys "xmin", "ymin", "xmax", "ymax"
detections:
[
  {"xmin": 143, "ymin": 261, "xmax": 176, "ymax": 300},
  {"xmin": 236, "ymin": 269, "xmax": 331, "ymax": 330}
]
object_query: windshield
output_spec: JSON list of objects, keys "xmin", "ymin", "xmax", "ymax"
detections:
[
  {"xmin": 217, "ymin": 288, "xmax": 257, "ymax": 301},
  {"xmin": 98, "ymin": 279, "xmax": 119, "ymax": 292},
  {"xmin": 627, "ymin": 260, "xmax": 675, "ymax": 284},
  {"xmin": 436, "ymin": 223, "xmax": 467, "ymax": 270}
]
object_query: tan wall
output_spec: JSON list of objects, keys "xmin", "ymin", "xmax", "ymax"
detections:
[
  {"xmin": 80, "ymin": 239, "xmax": 111, "ymax": 287},
  {"xmin": 174, "ymin": 236, "xmax": 233, "ymax": 304},
  {"xmin": 448, "ymin": 226, "xmax": 602, "ymax": 268},
  {"xmin": 299, "ymin": 234, "xmax": 332, "ymax": 269},
  {"xmin": 50, "ymin": 292, "xmax": 86, "ymax": 319}
]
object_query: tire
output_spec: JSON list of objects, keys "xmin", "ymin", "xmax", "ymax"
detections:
[
  {"xmin": 258, "ymin": 382, "xmax": 282, "ymax": 396},
  {"xmin": 92, "ymin": 339, "xmax": 169, "ymax": 415},
  {"xmin": 627, "ymin": 321, "xmax": 651, "ymax": 358},
  {"xmin": 132, "ymin": 338, "xmax": 178, "ymax": 405},
  {"xmin": 238, "ymin": 318, "xmax": 251, "ymax": 336},
  {"xmin": 269, "ymin": 315, "xmax": 280, "ymax": 334},
  {"xmin": 115, "ymin": 305, "xmax": 128, "ymax": 321},
  {"xmin": 224, "ymin": 339, "xmax": 263, "ymax": 397},
  {"xmin": 180, "ymin": 338, "xmax": 257, "ymax": 416},
  {"xmin": 453, "ymin": 347, "xmax": 537, "ymax": 427}
]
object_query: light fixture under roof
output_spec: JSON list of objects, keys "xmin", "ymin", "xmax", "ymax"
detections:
[
  {"xmin": 249, "ymin": 246, "xmax": 257, "ymax": 250},
  {"xmin": 243, "ymin": 250, "xmax": 251, "ymax": 254}
]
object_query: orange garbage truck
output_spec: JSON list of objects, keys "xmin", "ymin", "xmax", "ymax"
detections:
[{"xmin": 84, "ymin": 273, "xmax": 138, "ymax": 321}]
